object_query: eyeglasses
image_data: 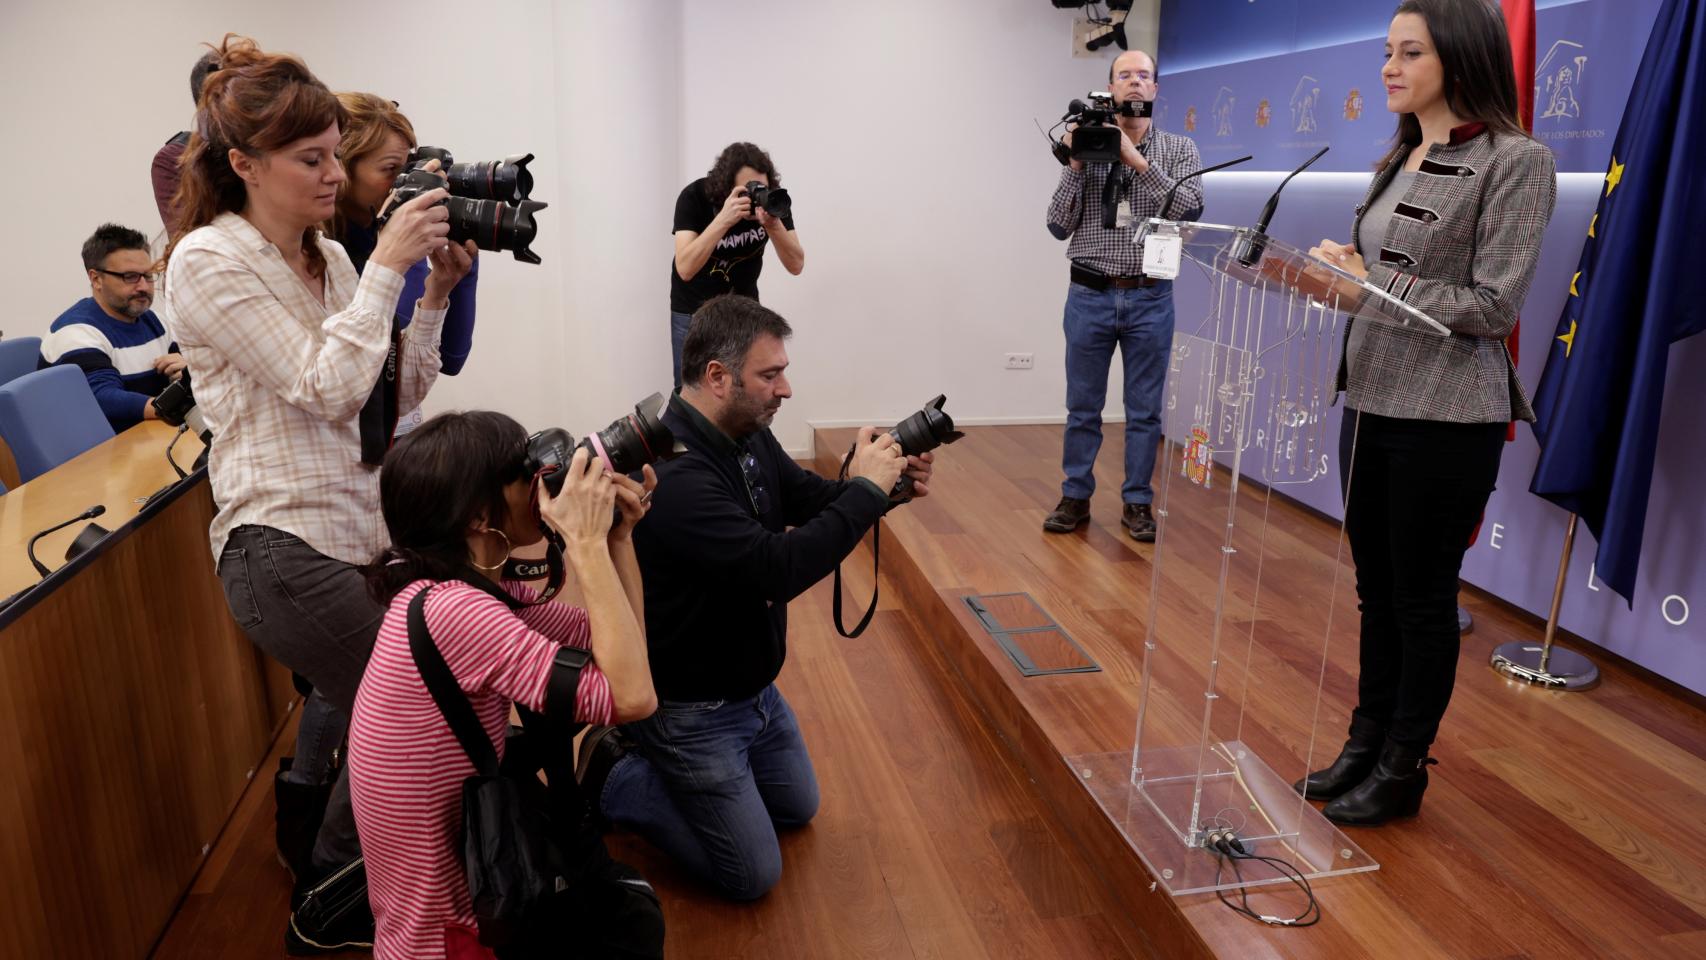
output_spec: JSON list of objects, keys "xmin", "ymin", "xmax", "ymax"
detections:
[
  {"xmin": 1115, "ymin": 70, "xmax": 1154, "ymax": 83},
  {"xmin": 738, "ymin": 448, "xmax": 770, "ymax": 516},
  {"xmin": 93, "ymin": 268, "xmax": 159, "ymax": 285}
]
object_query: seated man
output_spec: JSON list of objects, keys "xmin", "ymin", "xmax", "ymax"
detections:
[
  {"xmin": 577, "ymin": 294, "xmax": 935, "ymax": 900},
  {"xmin": 39, "ymin": 223, "xmax": 183, "ymax": 432}
]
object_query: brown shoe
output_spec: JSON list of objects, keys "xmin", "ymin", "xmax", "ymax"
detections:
[
  {"xmin": 1043, "ymin": 497, "xmax": 1091, "ymax": 533},
  {"xmin": 1121, "ymin": 503, "xmax": 1156, "ymax": 542}
]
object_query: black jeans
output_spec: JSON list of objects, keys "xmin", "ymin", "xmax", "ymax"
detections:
[
  {"xmin": 1339, "ymin": 409, "xmax": 1506, "ymax": 748},
  {"xmin": 217, "ymin": 524, "xmax": 386, "ymax": 869}
]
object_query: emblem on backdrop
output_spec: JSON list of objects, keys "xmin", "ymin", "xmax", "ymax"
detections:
[{"xmin": 1537, "ymin": 40, "xmax": 1588, "ymax": 122}]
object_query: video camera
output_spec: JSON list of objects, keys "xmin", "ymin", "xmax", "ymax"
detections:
[
  {"xmin": 523, "ymin": 392, "xmax": 686, "ymax": 497},
  {"xmin": 379, "ymin": 146, "xmax": 548, "ymax": 264},
  {"xmin": 1061, "ymin": 92, "xmax": 1153, "ymax": 164}
]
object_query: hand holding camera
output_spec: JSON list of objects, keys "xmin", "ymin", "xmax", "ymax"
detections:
[
  {"xmin": 378, "ymin": 146, "xmax": 549, "ymax": 264},
  {"xmin": 537, "ymin": 447, "xmax": 618, "ymax": 547},
  {"xmin": 369, "ymin": 187, "xmax": 452, "ymax": 275},
  {"xmin": 849, "ymin": 427, "xmax": 907, "ymax": 493},
  {"xmin": 609, "ymin": 465, "xmax": 658, "ymax": 542},
  {"xmin": 714, "ymin": 185, "xmax": 756, "ymax": 231}
]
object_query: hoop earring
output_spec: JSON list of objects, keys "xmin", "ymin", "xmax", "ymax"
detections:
[{"xmin": 469, "ymin": 528, "xmax": 513, "ymax": 573}]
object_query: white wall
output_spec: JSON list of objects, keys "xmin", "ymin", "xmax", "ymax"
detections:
[{"xmin": 2, "ymin": 0, "xmax": 1139, "ymax": 453}]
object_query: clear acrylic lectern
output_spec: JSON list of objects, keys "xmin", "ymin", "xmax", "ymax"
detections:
[{"xmin": 1066, "ymin": 219, "xmax": 1449, "ymax": 895}]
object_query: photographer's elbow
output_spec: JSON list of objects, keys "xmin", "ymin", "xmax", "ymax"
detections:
[{"xmin": 613, "ymin": 689, "xmax": 658, "ymax": 723}]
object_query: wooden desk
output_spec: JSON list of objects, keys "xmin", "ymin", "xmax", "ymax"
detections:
[
  {"xmin": 0, "ymin": 424, "xmax": 295, "ymax": 958},
  {"xmin": 0, "ymin": 421, "xmax": 203, "ymax": 599}
]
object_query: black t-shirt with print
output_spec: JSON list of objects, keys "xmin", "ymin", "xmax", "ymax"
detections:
[{"xmin": 669, "ymin": 177, "xmax": 796, "ymax": 314}]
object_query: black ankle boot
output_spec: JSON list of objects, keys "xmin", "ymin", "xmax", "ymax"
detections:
[
  {"xmin": 1293, "ymin": 718, "xmax": 1385, "ymax": 801},
  {"xmin": 1323, "ymin": 741, "xmax": 1438, "ymax": 826}
]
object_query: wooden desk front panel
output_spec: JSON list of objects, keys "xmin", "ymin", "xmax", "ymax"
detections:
[{"xmin": 0, "ymin": 479, "xmax": 286, "ymax": 959}]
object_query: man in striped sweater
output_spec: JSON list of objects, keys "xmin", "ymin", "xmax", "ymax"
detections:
[{"xmin": 39, "ymin": 223, "xmax": 184, "ymax": 431}]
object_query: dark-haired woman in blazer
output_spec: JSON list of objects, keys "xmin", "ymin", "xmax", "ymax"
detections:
[{"xmin": 1298, "ymin": 0, "xmax": 1557, "ymax": 825}]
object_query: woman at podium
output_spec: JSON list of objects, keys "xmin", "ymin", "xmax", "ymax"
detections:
[{"xmin": 1298, "ymin": 0, "xmax": 1557, "ymax": 825}]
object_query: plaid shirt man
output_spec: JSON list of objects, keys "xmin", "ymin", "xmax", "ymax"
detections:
[
  {"xmin": 162, "ymin": 212, "xmax": 445, "ymax": 563},
  {"xmin": 1046, "ymin": 127, "xmax": 1204, "ymax": 276}
]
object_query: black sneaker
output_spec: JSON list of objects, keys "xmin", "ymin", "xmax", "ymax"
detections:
[
  {"xmin": 285, "ymin": 857, "xmax": 374, "ymax": 955},
  {"xmin": 1042, "ymin": 497, "xmax": 1091, "ymax": 533},
  {"xmin": 575, "ymin": 726, "xmax": 631, "ymax": 825},
  {"xmin": 1121, "ymin": 503, "xmax": 1157, "ymax": 542}
]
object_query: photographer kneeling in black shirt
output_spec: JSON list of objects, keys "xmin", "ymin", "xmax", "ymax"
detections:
[{"xmin": 578, "ymin": 294, "xmax": 932, "ymax": 900}]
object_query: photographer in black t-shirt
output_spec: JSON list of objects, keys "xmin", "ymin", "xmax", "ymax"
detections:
[{"xmin": 669, "ymin": 142, "xmax": 805, "ymax": 388}]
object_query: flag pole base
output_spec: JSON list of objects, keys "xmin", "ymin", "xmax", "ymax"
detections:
[{"xmin": 1489, "ymin": 641, "xmax": 1600, "ymax": 691}]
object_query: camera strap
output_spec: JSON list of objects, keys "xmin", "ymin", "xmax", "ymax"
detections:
[
  {"xmin": 358, "ymin": 318, "xmax": 404, "ymax": 466},
  {"xmin": 832, "ymin": 445, "xmax": 884, "ymax": 640},
  {"xmin": 500, "ymin": 533, "xmax": 567, "ymax": 605}
]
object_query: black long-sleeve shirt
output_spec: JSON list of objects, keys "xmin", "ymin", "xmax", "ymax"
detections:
[{"xmin": 633, "ymin": 394, "xmax": 888, "ymax": 702}]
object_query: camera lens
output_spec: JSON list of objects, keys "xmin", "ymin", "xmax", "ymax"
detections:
[
  {"xmin": 889, "ymin": 394, "xmax": 965, "ymax": 455},
  {"xmin": 443, "ymin": 197, "xmax": 548, "ymax": 264},
  {"xmin": 759, "ymin": 187, "xmax": 791, "ymax": 221},
  {"xmin": 445, "ymin": 153, "xmax": 536, "ymax": 203},
  {"xmin": 582, "ymin": 392, "xmax": 679, "ymax": 475}
]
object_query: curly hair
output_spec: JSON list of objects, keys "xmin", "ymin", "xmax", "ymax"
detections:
[
  {"xmin": 702, "ymin": 142, "xmax": 782, "ymax": 204},
  {"xmin": 162, "ymin": 34, "xmax": 348, "ymax": 278}
]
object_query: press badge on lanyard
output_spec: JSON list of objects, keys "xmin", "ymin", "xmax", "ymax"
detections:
[{"xmin": 1114, "ymin": 199, "xmax": 1132, "ymax": 230}]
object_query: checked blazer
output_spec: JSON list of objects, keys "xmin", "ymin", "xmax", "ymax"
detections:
[{"xmin": 1338, "ymin": 125, "xmax": 1557, "ymax": 423}]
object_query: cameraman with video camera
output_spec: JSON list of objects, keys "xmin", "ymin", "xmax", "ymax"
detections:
[
  {"xmin": 574, "ymin": 295, "xmax": 933, "ymax": 901},
  {"xmin": 1044, "ymin": 50, "xmax": 1203, "ymax": 542},
  {"xmin": 669, "ymin": 142, "xmax": 805, "ymax": 389}
]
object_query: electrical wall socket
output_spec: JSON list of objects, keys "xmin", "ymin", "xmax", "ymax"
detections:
[{"xmin": 1005, "ymin": 353, "xmax": 1035, "ymax": 370}]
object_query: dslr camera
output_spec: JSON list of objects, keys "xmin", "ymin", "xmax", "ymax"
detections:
[
  {"xmin": 1061, "ymin": 92, "xmax": 1153, "ymax": 164},
  {"xmin": 523, "ymin": 392, "xmax": 687, "ymax": 496},
  {"xmin": 742, "ymin": 180, "xmax": 792, "ymax": 222},
  {"xmin": 379, "ymin": 146, "xmax": 548, "ymax": 264}
]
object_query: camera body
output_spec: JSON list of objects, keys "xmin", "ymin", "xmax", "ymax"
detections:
[
  {"xmin": 523, "ymin": 393, "xmax": 685, "ymax": 497},
  {"xmin": 1064, "ymin": 92, "xmax": 1153, "ymax": 164},
  {"xmin": 152, "ymin": 374, "xmax": 196, "ymax": 428},
  {"xmin": 742, "ymin": 180, "xmax": 793, "ymax": 222}
]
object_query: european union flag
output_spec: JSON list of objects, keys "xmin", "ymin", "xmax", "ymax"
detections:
[{"xmin": 1529, "ymin": 0, "xmax": 1706, "ymax": 605}]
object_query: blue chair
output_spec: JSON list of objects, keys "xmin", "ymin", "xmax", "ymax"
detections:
[
  {"xmin": 0, "ymin": 366, "xmax": 114, "ymax": 483},
  {"xmin": 0, "ymin": 336, "xmax": 41, "ymax": 387}
]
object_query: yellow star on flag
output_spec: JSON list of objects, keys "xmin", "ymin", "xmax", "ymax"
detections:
[
  {"xmin": 1588, "ymin": 213, "xmax": 1597, "ymax": 238},
  {"xmin": 1605, "ymin": 156, "xmax": 1625, "ymax": 196},
  {"xmin": 1558, "ymin": 319, "xmax": 1578, "ymax": 357},
  {"xmin": 1570, "ymin": 272, "xmax": 1581, "ymax": 297}
]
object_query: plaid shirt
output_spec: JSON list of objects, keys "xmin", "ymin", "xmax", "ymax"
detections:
[
  {"xmin": 1341, "ymin": 127, "xmax": 1557, "ymax": 423},
  {"xmin": 1046, "ymin": 126, "xmax": 1203, "ymax": 277},
  {"xmin": 162, "ymin": 212, "xmax": 445, "ymax": 563}
]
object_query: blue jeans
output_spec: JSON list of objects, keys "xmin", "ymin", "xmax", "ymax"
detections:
[
  {"xmin": 600, "ymin": 684, "xmax": 819, "ymax": 900},
  {"xmin": 1061, "ymin": 280, "xmax": 1175, "ymax": 504},
  {"xmin": 670, "ymin": 310, "xmax": 694, "ymax": 390}
]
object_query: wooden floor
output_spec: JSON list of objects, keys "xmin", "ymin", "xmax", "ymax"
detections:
[
  {"xmin": 814, "ymin": 423, "xmax": 1706, "ymax": 960},
  {"xmin": 152, "ymin": 544, "xmax": 1129, "ymax": 958},
  {"xmin": 153, "ymin": 423, "xmax": 1706, "ymax": 959}
]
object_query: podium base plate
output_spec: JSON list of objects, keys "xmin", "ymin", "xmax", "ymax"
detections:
[{"xmin": 1065, "ymin": 742, "xmax": 1379, "ymax": 896}]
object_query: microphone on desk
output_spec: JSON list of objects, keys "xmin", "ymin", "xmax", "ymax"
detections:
[
  {"xmin": 1231, "ymin": 145, "xmax": 1329, "ymax": 267},
  {"xmin": 27, "ymin": 504, "xmax": 106, "ymax": 578}
]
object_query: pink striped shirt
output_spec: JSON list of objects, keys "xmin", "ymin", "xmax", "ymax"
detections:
[{"xmin": 349, "ymin": 579, "xmax": 613, "ymax": 960}]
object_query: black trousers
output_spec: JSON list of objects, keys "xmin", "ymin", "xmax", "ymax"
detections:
[{"xmin": 1339, "ymin": 408, "xmax": 1506, "ymax": 748}]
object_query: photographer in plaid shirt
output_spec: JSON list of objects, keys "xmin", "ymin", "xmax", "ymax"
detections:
[
  {"xmin": 1044, "ymin": 49, "xmax": 1203, "ymax": 542},
  {"xmin": 160, "ymin": 35, "xmax": 473, "ymax": 952}
]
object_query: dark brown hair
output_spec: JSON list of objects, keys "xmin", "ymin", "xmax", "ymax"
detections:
[
  {"xmin": 703, "ymin": 142, "xmax": 781, "ymax": 205},
  {"xmin": 1379, "ymin": 0, "xmax": 1530, "ymax": 168},
  {"xmin": 163, "ymin": 35, "xmax": 348, "ymax": 278},
  {"xmin": 365, "ymin": 410, "xmax": 531, "ymax": 603}
]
